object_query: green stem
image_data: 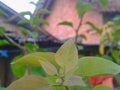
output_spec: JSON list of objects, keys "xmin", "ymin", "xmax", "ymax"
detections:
[
  {"xmin": 0, "ymin": 31, "xmax": 25, "ymax": 51},
  {"xmin": 75, "ymin": 14, "xmax": 84, "ymax": 44}
]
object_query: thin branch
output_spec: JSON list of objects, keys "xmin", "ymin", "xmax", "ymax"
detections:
[
  {"xmin": 75, "ymin": 14, "xmax": 84, "ymax": 44},
  {"xmin": 2, "ymin": 33, "xmax": 26, "ymax": 51}
]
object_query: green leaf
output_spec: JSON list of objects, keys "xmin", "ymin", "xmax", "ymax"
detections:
[
  {"xmin": 11, "ymin": 55, "xmax": 46, "ymax": 78},
  {"xmin": 0, "ymin": 26, "xmax": 6, "ymax": 36},
  {"xmin": 93, "ymin": 85, "xmax": 113, "ymax": 90},
  {"xmin": 39, "ymin": 61, "xmax": 58, "ymax": 76},
  {"xmin": 46, "ymin": 76, "xmax": 60, "ymax": 85},
  {"xmin": 76, "ymin": 2, "xmax": 92, "ymax": 18},
  {"xmin": 6, "ymin": 75, "xmax": 49, "ymax": 90},
  {"xmin": 98, "ymin": 0, "xmax": 108, "ymax": 9},
  {"xmin": 58, "ymin": 21, "xmax": 73, "ymax": 28},
  {"xmin": 37, "ymin": 18, "xmax": 49, "ymax": 25},
  {"xmin": 12, "ymin": 52, "xmax": 56, "ymax": 67},
  {"xmin": 114, "ymin": 29, "xmax": 120, "ymax": 40},
  {"xmin": 18, "ymin": 20, "xmax": 30, "ymax": 25},
  {"xmin": 11, "ymin": 55, "xmax": 27, "ymax": 78},
  {"xmin": 63, "ymin": 76, "xmax": 85, "ymax": 86},
  {"xmin": 19, "ymin": 27, "xmax": 29, "ymax": 36},
  {"xmin": 51, "ymin": 86, "xmax": 66, "ymax": 90},
  {"xmin": 0, "ymin": 40, "xmax": 10, "ymax": 46},
  {"xmin": 111, "ymin": 50, "xmax": 120, "ymax": 64},
  {"xmin": 30, "ymin": 65, "xmax": 46, "ymax": 77},
  {"xmin": 39, "ymin": 9, "xmax": 51, "ymax": 15},
  {"xmin": 113, "ymin": 16, "xmax": 120, "ymax": 30},
  {"xmin": 101, "ymin": 55, "xmax": 113, "ymax": 62},
  {"xmin": 55, "ymin": 39, "xmax": 78, "ymax": 74},
  {"xmin": 30, "ymin": 17, "xmax": 49, "ymax": 25},
  {"xmin": 86, "ymin": 22, "xmax": 101, "ymax": 34},
  {"xmin": 28, "ymin": 31, "xmax": 39, "ymax": 39},
  {"xmin": 11, "ymin": 63, "xmax": 27, "ymax": 78},
  {"xmin": 75, "ymin": 56, "xmax": 120, "ymax": 77},
  {"xmin": 79, "ymin": 34, "xmax": 87, "ymax": 40},
  {"xmin": 26, "ymin": 43, "xmax": 35, "ymax": 52}
]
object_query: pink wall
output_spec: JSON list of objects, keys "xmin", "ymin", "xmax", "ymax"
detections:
[{"xmin": 43, "ymin": 0, "xmax": 103, "ymax": 44}]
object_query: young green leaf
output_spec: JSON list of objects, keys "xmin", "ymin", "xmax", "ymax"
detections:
[
  {"xmin": 19, "ymin": 27, "xmax": 29, "ymax": 36},
  {"xmin": 6, "ymin": 75, "xmax": 49, "ymax": 90},
  {"xmin": 39, "ymin": 61, "xmax": 58, "ymax": 76},
  {"xmin": 98, "ymin": 0, "xmax": 108, "ymax": 9},
  {"xmin": 12, "ymin": 52, "xmax": 56, "ymax": 67},
  {"xmin": 30, "ymin": 17, "xmax": 49, "ymax": 25},
  {"xmin": 55, "ymin": 39, "xmax": 78, "ymax": 74},
  {"xmin": 46, "ymin": 76, "xmax": 60, "ymax": 85},
  {"xmin": 26, "ymin": 43, "xmax": 35, "ymax": 52},
  {"xmin": 18, "ymin": 20, "xmax": 30, "ymax": 25},
  {"xmin": 76, "ymin": 1, "xmax": 92, "ymax": 18},
  {"xmin": 58, "ymin": 21, "xmax": 73, "ymax": 28},
  {"xmin": 75, "ymin": 56, "xmax": 120, "ymax": 77},
  {"xmin": 93, "ymin": 85, "xmax": 113, "ymax": 90},
  {"xmin": 86, "ymin": 22, "xmax": 101, "ymax": 34},
  {"xmin": 79, "ymin": 34, "xmax": 87, "ymax": 40},
  {"xmin": 39, "ymin": 9, "xmax": 51, "ymax": 15}
]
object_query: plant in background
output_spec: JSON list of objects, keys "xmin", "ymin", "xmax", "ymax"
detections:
[
  {"xmin": 58, "ymin": 1, "xmax": 92, "ymax": 45},
  {"xmin": 87, "ymin": 15, "xmax": 120, "ymax": 88},
  {"xmin": 58, "ymin": 0, "xmax": 108, "ymax": 50},
  {"xmin": 0, "ymin": 0, "xmax": 50, "ymax": 54},
  {"xmin": 87, "ymin": 21, "xmax": 115, "ymax": 55},
  {"xmin": 87, "ymin": 17, "xmax": 120, "ymax": 62},
  {"xmin": 6, "ymin": 39, "xmax": 120, "ymax": 90},
  {"xmin": 0, "ymin": 1, "xmax": 51, "ymax": 78}
]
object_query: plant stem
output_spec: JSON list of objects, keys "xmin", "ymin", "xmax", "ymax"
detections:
[
  {"xmin": 75, "ymin": 14, "xmax": 84, "ymax": 44},
  {"xmin": 1, "ymin": 31, "xmax": 26, "ymax": 51}
]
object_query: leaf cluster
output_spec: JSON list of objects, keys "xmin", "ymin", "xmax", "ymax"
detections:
[{"xmin": 7, "ymin": 40, "xmax": 120, "ymax": 90}]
